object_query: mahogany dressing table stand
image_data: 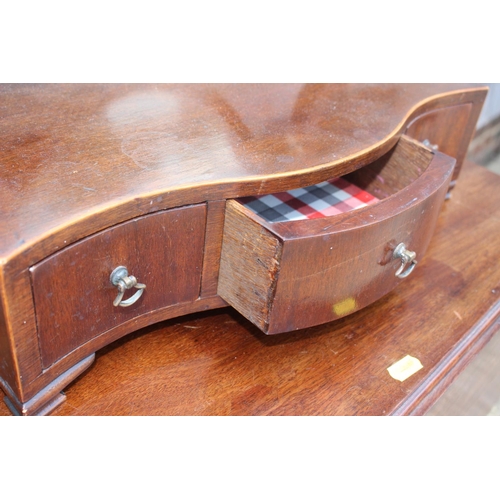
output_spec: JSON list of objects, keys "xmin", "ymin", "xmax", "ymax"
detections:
[{"xmin": 0, "ymin": 84, "xmax": 495, "ymax": 416}]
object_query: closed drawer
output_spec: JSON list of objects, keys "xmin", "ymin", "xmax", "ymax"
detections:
[
  {"xmin": 31, "ymin": 204, "xmax": 206, "ymax": 367},
  {"xmin": 218, "ymin": 136, "xmax": 455, "ymax": 334}
]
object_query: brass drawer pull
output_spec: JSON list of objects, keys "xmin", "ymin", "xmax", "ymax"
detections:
[
  {"xmin": 393, "ymin": 243, "xmax": 417, "ymax": 279},
  {"xmin": 110, "ymin": 266, "xmax": 146, "ymax": 307}
]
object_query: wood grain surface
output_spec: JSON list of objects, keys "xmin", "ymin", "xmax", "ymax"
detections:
[
  {"xmin": 405, "ymin": 103, "xmax": 475, "ymax": 184},
  {"xmin": 1, "ymin": 161, "xmax": 497, "ymax": 416},
  {"xmin": 31, "ymin": 204, "xmax": 207, "ymax": 366},
  {"xmin": 0, "ymin": 84, "xmax": 486, "ymax": 403},
  {"xmin": 0, "ymin": 84, "xmax": 486, "ymax": 266}
]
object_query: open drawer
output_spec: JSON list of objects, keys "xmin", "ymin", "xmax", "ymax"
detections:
[{"xmin": 218, "ymin": 135, "xmax": 456, "ymax": 334}]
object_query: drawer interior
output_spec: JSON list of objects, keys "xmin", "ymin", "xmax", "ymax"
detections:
[
  {"xmin": 238, "ymin": 177, "xmax": 380, "ymax": 222},
  {"xmin": 236, "ymin": 135, "xmax": 434, "ymax": 223}
]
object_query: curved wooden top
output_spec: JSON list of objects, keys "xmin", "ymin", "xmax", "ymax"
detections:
[{"xmin": 0, "ymin": 83, "xmax": 486, "ymax": 261}]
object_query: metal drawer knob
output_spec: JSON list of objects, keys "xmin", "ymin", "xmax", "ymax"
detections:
[
  {"xmin": 110, "ymin": 266, "xmax": 146, "ymax": 307},
  {"xmin": 393, "ymin": 243, "xmax": 417, "ymax": 279},
  {"xmin": 422, "ymin": 139, "xmax": 439, "ymax": 151}
]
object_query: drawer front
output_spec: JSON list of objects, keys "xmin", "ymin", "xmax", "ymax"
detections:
[
  {"xmin": 31, "ymin": 205, "xmax": 206, "ymax": 367},
  {"xmin": 218, "ymin": 143, "xmax": 455, "ymax": 334},
  {"xmin": 405, "ymin": 103, "xmax": 473, "ymax": 182}
]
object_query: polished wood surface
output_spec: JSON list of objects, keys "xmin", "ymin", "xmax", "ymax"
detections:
[
  {"xmin": 1, "ymin": 161, "xmax": 497, "ymax": 416},
  {"xmin": 0, "ymin": 84, "xmax": 489, "ymax": 413},
  {"xmin": 31, "ymin": 205, "xmax": 207, "ymax": 366},
  {"xmin": 406, "ymin": 103, "xmax": 476, "ymax": 184},
  {"xmin": 0, "ymin": 84, "xmax": 486, "ymax": 264}
]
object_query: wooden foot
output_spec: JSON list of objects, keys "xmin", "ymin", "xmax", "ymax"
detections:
[{"xmin": 3, "ymin": 354, "xmax": 95, "ymax": 416}]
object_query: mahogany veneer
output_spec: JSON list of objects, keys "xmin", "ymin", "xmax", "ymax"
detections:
[
  {"xmin": 0, "ymin": 84, "xmax": 489, "ymax": 415},
  {"xmin": 31, "ymin": 205, "xmax": 206, "ymax": 367}
]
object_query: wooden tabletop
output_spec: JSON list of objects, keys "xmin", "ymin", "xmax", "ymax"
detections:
[{"xmin": 2, "ymin": 161, "xmax": 499, "ymax": 416}]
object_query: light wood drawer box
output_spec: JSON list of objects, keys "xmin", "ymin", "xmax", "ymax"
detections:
[
  {"xmin": 30, "ymin": 204, "xmax": 206, "ymax": 367},
  {"xmin": 218, "ymin": 136, "xmax": 455, "ymax": 334}
]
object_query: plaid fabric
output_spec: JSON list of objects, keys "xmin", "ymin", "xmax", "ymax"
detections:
[{"xmin": 239, "ymin": 177, "xmax": 379, "ymax": 222}]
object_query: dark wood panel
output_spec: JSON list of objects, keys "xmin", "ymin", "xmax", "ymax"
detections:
[
  {"xmin": 0, "ymin": 268, "xmax": 42, "ymax": 400},
  {"xmin": 31, "ymin": 205, "xmax": 206, "ymax": 366},
  {"xmin": 405, "ymin": 103, "xmax": 480, "ymax": 184},
  {"xmin": 344, "ymin": 134, "xmax": 434, "ymax": 198},
  {"xmin": 0, "ymin": 285, "xmax": 19, "ymax": 395}
]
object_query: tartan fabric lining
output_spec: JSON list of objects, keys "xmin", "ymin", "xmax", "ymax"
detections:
[{"xmin": 239, "ymin": 178, "xmax": 379, "ymax": 222}]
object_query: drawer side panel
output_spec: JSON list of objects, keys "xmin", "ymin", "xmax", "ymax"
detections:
[{"xmin": 218, "ymin": 200, "xmax": 282, "ymax": 332}]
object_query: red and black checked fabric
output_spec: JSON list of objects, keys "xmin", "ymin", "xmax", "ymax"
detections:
[{"xmin": 239, "ymin": 177, "xmax": 379, "ymax": 222}]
